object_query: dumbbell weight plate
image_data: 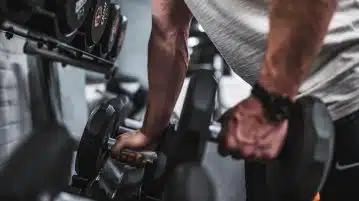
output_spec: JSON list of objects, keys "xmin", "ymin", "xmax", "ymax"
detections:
[
  {"xmin": 76, "ymin": 95, "xmax": 133, "ymax": 180},
  {"xmin": 62, "ymin": 0, "xmax": 92, "ymax": 33},
  {"xmin": 165, "ymin": 69, "xmax": 217, "ymax": 168},
  {"xmin": 95, "ymin": 3, "xmax": 121, "ymax": 57},
  {"xmin": 87, "ymin": 0, "xmax": 111, "ymax": 51},
  {"xmin": 266, "ymin": 96, "xmax": 334, "ymax": 201},
  {"xmin": 71, "ymin": 0, "xmax": 110, "ymax": 51},
  {"xmin": 75, "ymin": 102, "xmax": 117, "ymax": 180},
  {"xmin": 47, "ymin": 0, "xmax": 91, "ymax": 34}
]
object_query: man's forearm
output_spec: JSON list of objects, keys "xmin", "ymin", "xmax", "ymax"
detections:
[
  {"xmin": 141, "ymin": 0, "xmax": 192, "ymax": 136},
  {"xmin": 259, "ymin": 0, "xmax": 337, "ymax": 98}
]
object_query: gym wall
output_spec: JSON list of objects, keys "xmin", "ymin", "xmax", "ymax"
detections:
[{"xmin": 0, "ymin": 34, "xmax": 32, "ymax": 168}]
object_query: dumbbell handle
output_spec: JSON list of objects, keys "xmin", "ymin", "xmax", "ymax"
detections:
[
  {"xmin": 121, "ymin": 118, "xmax": 239, "ymax": 158},
  {"xmin": 123, "ymin": 118, "xmax": 222, "ymax": 140}
]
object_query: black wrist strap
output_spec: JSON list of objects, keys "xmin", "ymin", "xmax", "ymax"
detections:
[{"xmin": 251, "ymin": 82, "xmax": 293, "ymax": 123}]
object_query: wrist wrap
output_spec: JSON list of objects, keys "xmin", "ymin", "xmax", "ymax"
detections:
[{"xmin": 251, "ymin": 82, "xmax": 294, "ymax": 123}]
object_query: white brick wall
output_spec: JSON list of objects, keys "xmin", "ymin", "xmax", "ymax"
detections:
[{"xmin": 0, "ymin": 33, "xmax": 32, "ymax": 167}]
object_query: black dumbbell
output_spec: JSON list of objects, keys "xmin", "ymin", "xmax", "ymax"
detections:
[
  {"xmin": 93, "ymin": 3, "xmax": 121, "ymax": 58},
  {"xmin": 46, "ymin": 0, "xmax": 92, "ymax": 35},
  {"xmin": 75, "ymin": 95, "xmax": 159, "ymax": 181},
  {"xmin": 171, "ymin": 95, "xmax": 334, "ymax": 201},
  {"xmin": 24, "ymin": 0, "xmax": 91, "ymax": 41},
  {"xmin": 72, "ymin": 0, "xmax": 111, "ymax": 52},
  {"xmin": 213, "ymin": 96, "xmax": 334, "ymax": 201}
]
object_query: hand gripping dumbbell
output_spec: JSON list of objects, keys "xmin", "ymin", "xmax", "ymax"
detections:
[
  {"xmin": 160, "ymin": 70, "xmax": 335, "ymax": 201},
  {"xmin": 210, "ymin": 95, "xmax": 335, "ymax": 201},
  {"xmin": 75, "ymin": 95, "xmax": 163, "ymax": 182}
]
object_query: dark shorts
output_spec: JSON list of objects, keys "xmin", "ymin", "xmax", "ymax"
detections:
[{"xmin": 245, "ymin": 109, "xmax": 359, "ymax": 201}]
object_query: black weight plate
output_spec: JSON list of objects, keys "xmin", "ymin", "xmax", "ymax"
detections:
[
  {"xmin": 64, "ymin": 0, "xmax": 91, "ymax": 31},
  {"xmin": 106, "ymin": 95, "xmax": 133, "ymax": 137},
  {"xmin": 266, "ymin": 96, "xmax": 334, "ymax": 201},
  {"xmin": 89, "ymin": 0, "xmax": 111, "ymax": 45},
  {"xmin": 101, "ymin": 4, "xmax": 121, "ymax": 55},
  {"xmin": 165, "ymin": 70, "xmax": 217, "ymax": 169},
  {"xmin": 46, "ymin": 0, "xmax": 91, "ymax": 34},
  {"xmin": 177, "ymin": 69, "xmax": 217, "ymax": 134},
  {"xmin": 75, "ymin": 102, "xmax": 117, "ymax": 180},
  {"xmin": 163, "ymin": 163, "xmax": 216, "ymax": 201}
]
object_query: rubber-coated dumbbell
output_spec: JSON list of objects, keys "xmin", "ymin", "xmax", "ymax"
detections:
[
  {"xmin": 45, "ymin": 0, "xmax": 92, "ymax": 35},
  {"xmin": 75, "ymin": 96, "xmax": 160, "ymax": 181},
  {"xmin": 212, "ymin": 96, "xmax": 334, "ymax": 201},
  {"xmin": 72, "ymin": 0, "xmax": 111, "ymax": 52},
  {"xmin": 24, "ymin": 0, "xmax": 91, "ymax": 41},
  {"xmin": 93, "ymin": 3, "xmax": 121, "ymax": 58}
]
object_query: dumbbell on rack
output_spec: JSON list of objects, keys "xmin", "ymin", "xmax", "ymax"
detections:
[
  {"xmin": 93, "ymin": 3, "xmax": 123, "ymax": 59},
  {"xmin": 75, "ymin": 96, "xmax": 160, "ymax": 181},
  {"xmin": 24, "ymin": 0, "xmax": 92, "ymax": 42},
  {"xmin": 72, "ymin": 0, "xmax": 111, "ymax": 52},
  {"xmin": 73, "ymin": 95, "xmax": 169, "ymax": 201}
]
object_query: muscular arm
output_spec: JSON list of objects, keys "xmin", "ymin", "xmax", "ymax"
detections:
[
  {"xmin": 259, "ymin": 0, "xmax": 338, "ymax": 97},
  {"xmin": 141, "ymin": 0, "xmax": 192, "ymax": 136}
]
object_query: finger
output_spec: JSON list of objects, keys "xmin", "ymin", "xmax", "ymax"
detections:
[
  {"xmin": 241, "ymin": 144, "xmax": 254, "ymax": 157},
  {"xmin": 255, "ymin": 120, "xmax": 287, "ymax": 148},
  {"xmin": 227, "ymin": 120, "xmax": 255, "ymax": 145},
  {"xmin": 111, "ymin": 135, "xmax": 128, "ymax": 156},
  {"xmin": 255, "ymin": 128, "xmax": 274, "ymax": 149},
  {"xmin": 262, "ymin": 122, "xmax": 288, "ymax": 159},
  {"xmin": 226, "ymin": 133, "xmax": 238, "ymax": 150},
  {"xmin": 111, "ymin": 132, "xmax": 135, "ymax": 153},
  {"xmin": 252, "ymin": 148, "xmax": 261, "ymax": 158}
]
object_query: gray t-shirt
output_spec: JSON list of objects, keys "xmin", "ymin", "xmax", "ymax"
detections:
[{"xmin": 185, "ymin": 0, "xmax": 359, "ymax": 120}]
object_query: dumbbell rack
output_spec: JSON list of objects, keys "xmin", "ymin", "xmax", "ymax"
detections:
[{"xmin": 0, "ymin": 20, "xmax": 116, "ymax": 78}]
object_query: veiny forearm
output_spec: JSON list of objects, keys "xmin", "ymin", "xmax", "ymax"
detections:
[
  {"xmin": 259, "ymin": 0, "xmax": 337, "ymax": 97},
  {"xmin": 141, "ymin": 0, "xmax": 192, "ymax": 137}
]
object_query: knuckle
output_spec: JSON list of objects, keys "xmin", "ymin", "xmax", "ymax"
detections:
[{"xmin": 267, "ymin": 150, "xmax": 277, "ymax": 159}]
